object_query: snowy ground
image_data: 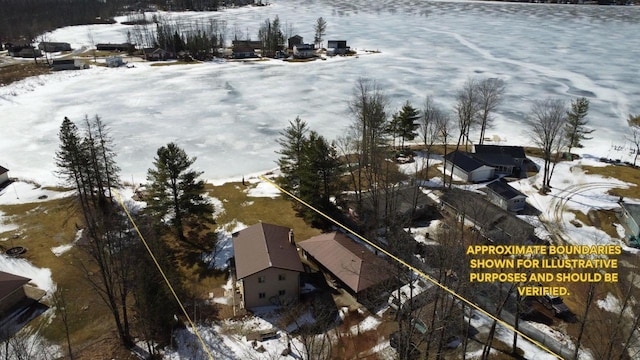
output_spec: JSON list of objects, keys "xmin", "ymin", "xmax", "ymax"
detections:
[
  {"xmin": 2, "ymin": 0, "xmax": 640, "ymax": 359},
  {"xmin": 2, "ymin": 0, "xmax": 640, "ymax": 187}
]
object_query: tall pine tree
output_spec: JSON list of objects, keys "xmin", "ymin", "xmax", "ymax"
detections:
[
  {"xmin": 396, "ymin": 101, "xmax": 420, "ymax": 149},
  {"xmin": 564, "ymin": 97, "xmax": 593, "ymax": 157},
  {"xmin": 276, "ymin": 116, "xmax": 309, "ymax": 196},
  {"xmin": 145, "ymin": 143, "xmax": 214, "ymax": 242}
]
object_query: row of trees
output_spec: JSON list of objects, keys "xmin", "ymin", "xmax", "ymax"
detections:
[{"xmin": 54, "ymin": 115, "xmax": 214, "ymax": 357}]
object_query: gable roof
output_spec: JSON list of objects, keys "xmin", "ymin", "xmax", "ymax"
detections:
[
  {"xmin": 474, "ymin": 145, "xmax": 526, "ymax": 159},
  {"xmin": 232, "ymin": 223, "xmax": 303, "ymax": 279},
  {"xmin": 486, "ymin": 179, "xmax": 526, "ymax": 200},
  {"xmin": 445, "ymin": 151, "xmax": 488, "ymax": 172},
  {"xmin": 0, "ymin": 271, "xmax": 30, "ymax": 301},
  {"xmin": 299, "ymin": 232, "xmax": 393, "ymax": 293},
  {"xmin": 0, "ymin": 165, "xmax": 8, "ymax": 175}
]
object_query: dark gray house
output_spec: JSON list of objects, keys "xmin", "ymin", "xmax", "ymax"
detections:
[
  {"xmin": 287, "ymin": 35, "xmax": 303, "ymax": 50},
  {"xmin": 485, "ymin": 179, "xmax": 527, "ymax": 212},
  {"xmin": 473, "ymin": 145, "xmax": 529, "ymax": 178},
  {"xmin": 231, "ymin": 40, "xmax": 262, "ymax": 58},
  {"xmin": 327, "ymin": 40, "xmax": 349, "ymax": 55},
  {"xmin": 38, "ymin": 42, "xmax": 72, "ymax": 52}
]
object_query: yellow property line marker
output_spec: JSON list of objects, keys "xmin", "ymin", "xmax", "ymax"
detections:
[
  {"xmin": 114, "ymin": 190, "xmax": 215, "ymax": 360},
  {"xmin": 259, "ymin": 175, "xmax": 565, "ymax": 360}
]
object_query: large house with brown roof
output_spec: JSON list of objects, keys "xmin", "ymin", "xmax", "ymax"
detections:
[
  {"xmin": 299, "ymin": 231, "xmax": 394, "ymax": 302},
  {"xmin": 232, "ymin": 223, "xmax": 304, "ymax": 309}
]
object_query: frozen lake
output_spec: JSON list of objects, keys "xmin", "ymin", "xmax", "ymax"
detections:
[{"xmin": 1, "ymin": 0, "xmax": 639, "ymax": 186}]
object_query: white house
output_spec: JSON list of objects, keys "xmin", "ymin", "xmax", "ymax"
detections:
[{"xmin": 485, "ymin": 179, "xmax": 527, "ymax": 212}]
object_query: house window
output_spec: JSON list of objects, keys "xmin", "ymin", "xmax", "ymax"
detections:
[
  {"xmin": 259, "ymin": 292, "xmax": 266, "ymax": 299},
  {"xmin": 278, "ymin": 274, "xmax": 286, "ymax": 281},
  {"xmin": 279, "ymin": 290, "xmax": 286, "ymax": 296},
  {"xmin": 258, "ymin": 276, "xmax": 266, "ymax": 283}
]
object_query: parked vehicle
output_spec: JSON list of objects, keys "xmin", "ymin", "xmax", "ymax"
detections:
[{"xmin": 538, "ymin": 294, "xmax": 569, "ymax": 316}]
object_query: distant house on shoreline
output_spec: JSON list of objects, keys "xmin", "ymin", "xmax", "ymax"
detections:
[
  {"xmin": 96, "ymin": 43, "xmax": 135, "ymax": 52},
  {"xmin": 0, "ymin": 166, "xmax": 8, "ymax": 185},
  {"xmin": 38, "ymin": 42, "xmax": 72, "ymax": 52},
  {"xmin": 327, "ymin": 40, "xmax": 349, "ymax": 55}
]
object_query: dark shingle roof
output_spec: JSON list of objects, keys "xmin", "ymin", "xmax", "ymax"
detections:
[
  {"xmin": 445, "ymin": 151, "xmax": 487, "ymax": 172},
  {"xmin": 0, "ymin": 271, "xmax": 30, "ymax": 301},
  {"xmin": 232, "ymin": 223, "xmax": 303, "ymax": 279},
  {"xmin": 472, "ymin": 152, "xmax": 516, "ymax": 167},
  {"xmin": 486, "ymin": 179, "xmax": 526, "ymax": 200},
  {"xmin": 0, "ymin": 166, "xmax": 8, "ymax": 175},
  {"xmin": 299, "ymin": 232, "xmax": 393, "ymax": 293},
  {"xmin": 474, "ymin": 145, "xmax": 526, "ymax": 159}
]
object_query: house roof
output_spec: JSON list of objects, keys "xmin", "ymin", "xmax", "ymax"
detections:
[
  {"xmin": 288, "ymin": 35, "xmax": 303, "ymax": 41},
  {"xmin": 440, "ymin": 188, "xmax": 539, "ymax": 245},
  {"xmin": 472, "ymin": 152, "xmax": 516, "ymax": 168},
  {"xmin": 0, "ymin": 165, "xmax": 8, "ymax": 175},
  {"xmin": 232, "ymin": 223, "xmax": 303, "ymax": 280},
  {"xmin": 445, "ymin": 151, "xmax": 488, "ymax": 172},
  {"xmin": 474, "ymin": 145, "xmax": 526, "ymax": 159},
  {"xmin": 620, "ymin": 202, "xmax": 640, "ymax": 223},
  {"xmin": 486, "ymin": 179, "xmax": 526, "ymax": 200},
  {"xmin": 0, "ymin": 271, "xmax": 30, "ymax": 301},
  {"xmin": 299, "ymin": 232, "xmax": 393, "ymax": 293}
]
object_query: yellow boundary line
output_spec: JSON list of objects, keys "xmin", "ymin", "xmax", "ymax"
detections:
[
  {"xmin": 114, "ymin": 191, "xmax": 215, "ymax": 360},
  {"xmin": 259, "ymin": 175, "xmax": 565, "ymax": 360}
]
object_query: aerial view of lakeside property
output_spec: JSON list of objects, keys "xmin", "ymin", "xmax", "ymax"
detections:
[{"xmin": 2, "ymin": 0, "xmax": 640, "ymax": 359}]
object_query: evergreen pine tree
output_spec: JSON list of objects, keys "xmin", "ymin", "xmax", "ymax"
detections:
[
  {"xmin": 564, "ymin": 97, "xmax": 593, "ymax": 156},
  {"xmin": 396, "ymin": 101, "xmax": 420, "ymax": 149},
  {"xmin": 146, "ymin": 143, "xmax": 214, "ymax": 242},
  {"xmin": 276, "ymin": 116, "xmax": 309, "ymax": 196}
]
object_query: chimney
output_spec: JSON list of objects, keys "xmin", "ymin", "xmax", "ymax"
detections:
[{"xmin": 288, "ymin": 229, "xmax": 294, "ymax": 245}]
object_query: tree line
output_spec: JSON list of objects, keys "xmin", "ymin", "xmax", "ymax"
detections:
[
  {"xmin": 0, "ymin": 0, "xmax": 254, "ymax": 45},
  {"xmin": 52, "ymin": 115, "xmax": 215, "ymax": 358},
  {"xmin": 273, "ymin": 77, "xmax": 640, "ymax": 359}
]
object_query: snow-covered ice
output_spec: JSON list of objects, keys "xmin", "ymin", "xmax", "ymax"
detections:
[{"xmin": 2, "ymin": 0, "xmax": 639, "ymax": 187}]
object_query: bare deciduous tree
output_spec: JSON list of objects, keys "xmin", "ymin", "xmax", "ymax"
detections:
[
  {"xmin": 527, "ymin": 98, "xmax": 567, "ymax": 192},
  {"xmin": 476, "ymin": 78, "xmax": 506, "ymax": 145},
  {"xmin": 627, "ymin": 114, "xmax": 640, "ymax": 166}
]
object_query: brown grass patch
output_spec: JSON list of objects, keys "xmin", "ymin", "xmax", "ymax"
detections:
[
  {"xmin": 0, "ymin": 62, "xmax": 51, "ymax": 86},
  {"xmin": 582, "ymin": 164, "xmax": 640, "ymax": 198},
  {"xmin": 206, "ymin": 181, "xmax": 322, "ymax": 242},
  {"xmin": 0, "ymin": 195, "xmax": 125, "ymax": 355}
]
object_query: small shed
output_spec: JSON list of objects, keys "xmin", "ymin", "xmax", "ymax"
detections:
[
  {"xmin": 485, "ymin": 179, "xmax": 527, "ymax": 212},
  {"xmin": 51, "ymin": 59, "xmax": 81, "ymax": 71},
  {"xmin": 0, "ymin": 166, "xmax": 9, "ymax": 185},
  {"xmin": 444, "ymin": 151, "xmax": 495, "ymax": 183}
]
